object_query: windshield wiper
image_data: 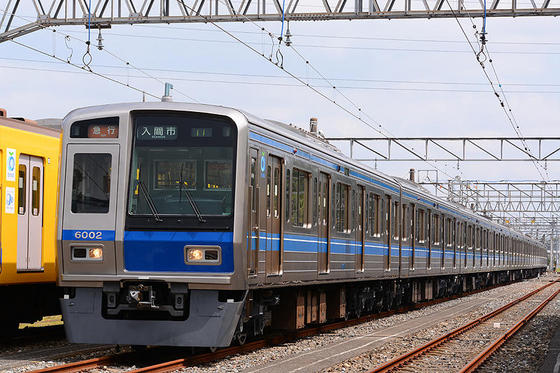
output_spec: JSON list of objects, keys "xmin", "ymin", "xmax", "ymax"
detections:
[
  {"xmin": 179, "ymin": 164, "xmax": 206, "ymax": 223},
  {"xmin": 181, "ymin": 188, "xmax": 207, "ymax": 223},
  {"xmin": 137, "ymin": 180, "xmax": 163, "ymax": 222}
]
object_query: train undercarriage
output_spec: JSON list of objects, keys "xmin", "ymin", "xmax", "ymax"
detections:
[{"xmin": 239, "ymin": 268, "xmax": 546, "ymax": 342}]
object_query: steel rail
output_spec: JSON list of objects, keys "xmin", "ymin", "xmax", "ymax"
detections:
[
  {"xmin": 31, "ymin": 355, "xmax": 118, "ymax": 373},
  {"xmin": 368, "ymin": 279, "xmax": 558, "ymax": 373},
  {"xmin": 460, "ymin": 287, "xmax": 560, "ymax": 373},
  {"xmin": 23, "ymin": 280, "xmax": 533, "ymax": 373}
]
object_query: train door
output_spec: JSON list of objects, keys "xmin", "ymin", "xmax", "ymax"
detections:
[
  {"xmin": 355, "ymin": 186, "xmax": 365, "ymax": 272},
  {"xmin": 266, "ymin": 155, "xmax": 282, "ymax": 276},
  {"xmin": 318, "ymin": 172, "xmax": 330, "ymax": 274},
  {"xmin": 386, "ymin": 195, "xmax": 391, "ymax": 271},
  {"xmin": 16, "ymin": 154, "xmax": 43, "ymax": 271},
  {"xmin": 248, "ymin": 148, "xmax": 259, "ymax": 275}
]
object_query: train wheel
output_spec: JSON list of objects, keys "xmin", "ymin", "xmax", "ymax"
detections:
[
  {"xmin": 209, "ymin": 346, "xmax": 218, "ymax": 353},
  {"xmin": 235, "ymin": 332, "xmax": 248, "ymax": 346}
]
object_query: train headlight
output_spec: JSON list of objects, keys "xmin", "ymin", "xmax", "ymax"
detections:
[
  {"xmin": 187, "ymin": 248, "xmax": 204, "ymax": 262},
  {"xmin": 185, "ymin": 246, "xmax": 221, "ymax": 264},
  {"xmin": 88, "ymin": 247, "xmax": 103, "ymax": 260},
  {"xmin": 72, "ymin": 246, "xmax": 103, "ymax": 261}
]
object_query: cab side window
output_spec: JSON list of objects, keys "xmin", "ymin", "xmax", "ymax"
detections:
[{"xmin": 71, "ymin": 153, "xmax": 112, "ymax": 213}]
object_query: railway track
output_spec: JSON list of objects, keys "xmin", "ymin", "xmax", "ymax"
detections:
[
  {"xmin": 25, "ymin": 280, "xmax": 527, "ymax": 373},
  {"xmin": 369, "ymin": 279, "xmax": 560, "ymax": 373}
]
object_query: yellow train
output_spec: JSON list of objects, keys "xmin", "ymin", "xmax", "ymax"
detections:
[{"xmin": 0, "ymin": 107, "xmax": 61, "ymax": 334}]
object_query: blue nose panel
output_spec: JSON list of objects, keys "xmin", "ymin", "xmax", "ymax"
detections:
[{"xmin": 123, "ymin": 231, "xmax": 234, "ymax": 273}]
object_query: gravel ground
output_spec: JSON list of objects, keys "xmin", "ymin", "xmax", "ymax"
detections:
[
  {"xmin": 477, "ymin": 295, "xmax": 560, "ymax": 372},
  {"xmin": 171, "ymin": 274, "xmax": 557, "ymax": 373},
  {"xmin": 322, "ymin": 274, "xmax": 559, "ymax": 373},
  {"xmin": 8, "ymin": 274, "xmax": 557, "ymax": 373},
  {"xmin": 2, "ymin": 343, "xmax": 127, "ymax": 373}
]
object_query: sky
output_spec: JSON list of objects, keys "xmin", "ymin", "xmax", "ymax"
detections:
[{"xmin": 0, "ymin": 2, "xmax": 559, "ymax": 186}]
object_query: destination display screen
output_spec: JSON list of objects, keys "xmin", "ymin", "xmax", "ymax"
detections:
[
  {"xmin": 136, "ymin": 125, "xmax": 178, "ymax": 140},
  {"xmin": 87, "ymin": 124, "xmax": 119, "ymax": 138},
  {"xmin": 70, "ymin": 117, "xmax": 119, "ymax": 138}
]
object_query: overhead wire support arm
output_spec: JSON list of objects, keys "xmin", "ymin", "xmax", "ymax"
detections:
[
  {"xmin": 2, "ymin": 0, "xmax": 560, "ymax": 42},
  {"xmin": 326, "ymin": 137, "xmax": 560, "ymax": 162}
]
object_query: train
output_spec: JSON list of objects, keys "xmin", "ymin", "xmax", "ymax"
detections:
[
  {"xmin": 0, "ymin": 108, "xmax": 61, "ymax": 334},
  {"xmin": 56, "ymin": 102, "xmax": 547, "ymax": 347}
]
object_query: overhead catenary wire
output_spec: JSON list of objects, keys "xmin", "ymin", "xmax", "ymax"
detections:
[
  {"xmin": 64, "ymin": 30, "xmax": 560, "ymax": 55},
  {"xmin": 9, "ymin": 38, "xmax": 160, "ymax": 100},
  {"xmin": 459, "ymin": 5, "xmax": 550, "ymax": 180},
  {"xmin": 444, "ymin": 0, "xmax": 547, "ymax": 182},
  {"xmin": 173, "ymin": 0, "xmax": 461, "ymax": 180},
  {"xmin": 1, "ymin": 55, "xmax": 559, "ymax": 90},
  {"xmin": 5, "ymin": 63, "xmax": 560, "ymax": 95},
  {"xmin": 133, "ymin": 24, "xmax": 560, "ymax": 46},
  {"xmin": 0, "ymin": 9, "xmax": 199, "ymax": 102}
]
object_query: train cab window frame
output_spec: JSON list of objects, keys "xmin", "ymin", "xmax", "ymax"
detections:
[
  {"xmin": 71, "ymin": 153, "xmax": 112, "ymax": 214},
  {"xmin": 126, "ymin": 111, "xmax": 237, "ymax": 230},
  {"xmin": 291, "ymin": 168, "xmax": 311, "ymax": 228}
]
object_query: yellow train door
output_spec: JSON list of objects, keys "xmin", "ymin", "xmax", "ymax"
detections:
[{"xmin": 16, "ymin": 154, "xmax": 44, "ymax": 271}]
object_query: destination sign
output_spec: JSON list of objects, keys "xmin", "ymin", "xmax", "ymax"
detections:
[
  {"xmin": 88, "ymin": 124, "xmax": 119, "ymax": 138},
  {"xmin": 136, "ymin": 125, "xmax": 178, "ymax": 140}
]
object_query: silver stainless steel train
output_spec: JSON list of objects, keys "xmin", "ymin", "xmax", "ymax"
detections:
[{"xmin": 57, "ymin": 102, "xmax": 547, "ymax": 347}]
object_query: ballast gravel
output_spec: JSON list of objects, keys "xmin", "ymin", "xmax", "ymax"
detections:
[
  {"xmin": 175, "ymin": 274, "xmax": 558, "ymax": 373},
  {"xmin": 8, "ymin": 274, "xmax": 559, "ymax": 373}
]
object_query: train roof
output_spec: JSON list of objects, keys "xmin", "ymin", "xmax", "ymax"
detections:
[
  {"xmin": 62, "ymin": 101, "xmax": 542, "ymax": 245},
  {"xmin": 0, "ymin": 115, "xmax": 60, "ymax": 137}
]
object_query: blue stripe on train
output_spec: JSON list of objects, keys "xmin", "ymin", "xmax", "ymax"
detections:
[{"xmin": 123, "ymin": 231, "xmax": 234, "ymax": 273}]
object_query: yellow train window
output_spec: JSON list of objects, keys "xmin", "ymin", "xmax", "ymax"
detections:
[
  {"xmin": 32, "ymin": 166, "xmax": 41, "ymax": 216},
  {"xmin": 18, "ymin": 165, "xmax": 26, "ymax": 215}
]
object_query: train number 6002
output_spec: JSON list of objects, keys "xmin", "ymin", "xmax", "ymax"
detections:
[{"xmin": 74, "ymin": 231, "xmax": 102, "ymax": 240}]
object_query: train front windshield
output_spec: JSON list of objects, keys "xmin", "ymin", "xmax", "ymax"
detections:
[{"xmin": 127, "ymin": 112, "xmax": 236, "ymax": 229}]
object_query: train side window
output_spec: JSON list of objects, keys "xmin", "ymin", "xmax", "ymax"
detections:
[
  {"xmin": 71, "ymin": 153, "xmax": 111, "ymax": 214},
  {"xmin": 266, "ymin": 165, "xmax": 271, "ymax": 217},
  {"xmin": 432, "ymin": 214, "xmax": 440, "ymax": 245},
  {"xmin": 273, "ymin": 167, "xmax": 280, "ymax": 218},
  {"xmin": 440, "ymin": 215, "xmax": 444, "ymax": 246},
  {"xmin": 32, "ymin": 166, "xmax": 41, "ymax": 216},
  {"xmin": 447, "ymin": 218, "xmax": 453, "ymax": 247},
  {"xmin": 351, "ymin": 190, "xmax": 357, "ymax": 231},
  {"xmin": 392, "ymin": 201, "xmax": 399, "ymax": 240},
  {"xmin": 417, "ymin": 209, "xmax": 425, "ymax": 243},
  {"xmin": 463, "ymin": 223, "xmax": 468, "ymax": 267},
  {"xmin": 251, "ymin": 157, "xmax": 257, "ymax": 212},
  {"xmin": 313, "ymin": 177, "xmax": 318, "ymax": 226},
  {"xmin": 291, "ymin": 168, "xmax": 310, "ymax": 227},
  {"xmin": 335, "ymin": 182, "xmax": 349, "ymax": 233},
  {"xmin": 374, "ymin": 194, "xmax": 381, "ymax": 236},
  {"xmin": 401, "ymin": 204, "xmax": 408, "ymax": 242},
  {"xmin": 285, "ymin": 169, "xmax": 290, "ymax": 222},
  {"xmin": 18, "ymin": 164, "xmax": 27, "ymax": 215}
]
